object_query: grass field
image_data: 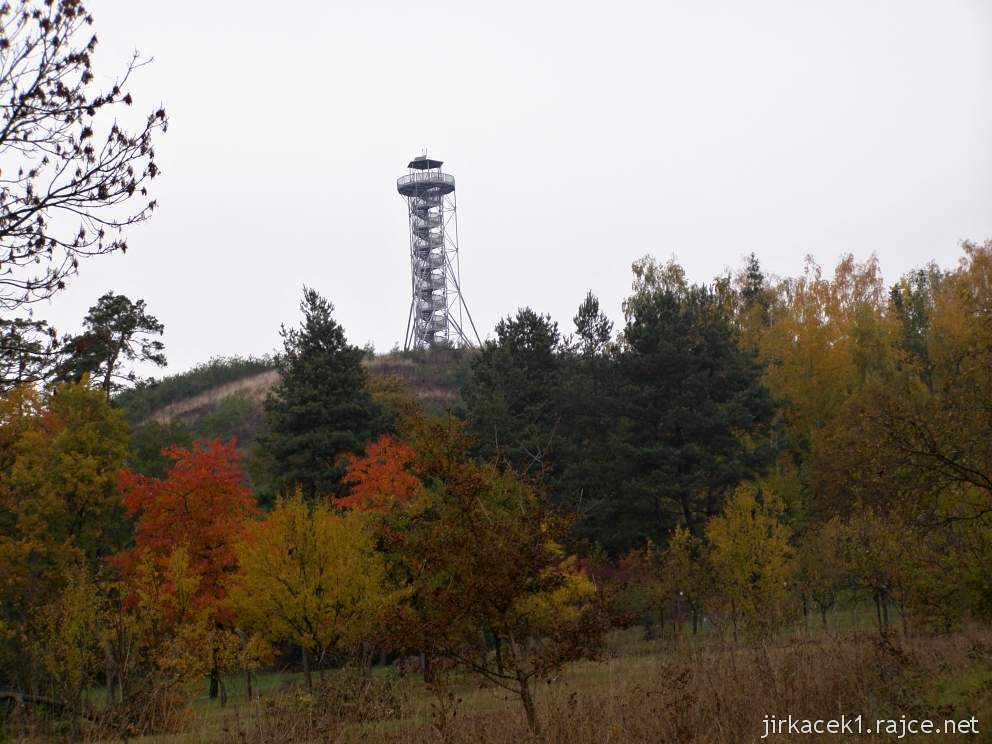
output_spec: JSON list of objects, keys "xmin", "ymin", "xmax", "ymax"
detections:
[{"xmin": 104, "ymin": 604, "xmax": 992, "ymax": 744}]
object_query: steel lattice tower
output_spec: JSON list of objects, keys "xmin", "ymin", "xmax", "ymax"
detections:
[{"xmin": 397, "ymin": 155, "xmax": 481, "ymax": 350}]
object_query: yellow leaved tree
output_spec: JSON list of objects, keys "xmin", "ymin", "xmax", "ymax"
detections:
[
  {"xmin": 228, "ymin": 491, "xmax": 393, "ymax": 690},
  {"xmin": 662, "ymin": 527, "xmax": 713, "ymax": 637},
  {"xmin": 705, "ymin": 485, "xmax": 794, "ymax": 640},
  {"xmin": 0, "ymin": 381, "xmax": 128, "ymax": 722},
  {"xmin": 794, "ymin": 516, "xmax": 848, "ymax": 632}
]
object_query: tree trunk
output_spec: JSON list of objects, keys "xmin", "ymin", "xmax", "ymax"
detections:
[
  {"xmin": 493, "ymin": 633, "xmax": 505, "ymax": 676},
  {"xmin": 691, "ymin": 606, "xmax": 699, "ymax": 635},
  {"xmin": 209, "ymin": 666, "xmax": 219, "ymax": 699},
  {"xmin": 802, "ymin": 595, "xmax": 809, "ymax": 637},
  {"xmin": 517, "ymin": 671, "xmax": 541, "ymax": 736},
  {"xmin": 104, "ymin": 642, "xmax": 115, "ymax": 708},
  {"xmin": 874, "ymin": 592, "xmax": 883, "ymax": 635},
  {"xmin": 420, "ymin": 652, "xmax": 435, "ymax": 684},
  {"xmin": 245, "ymin": 666, "xmax": 253, "ymax": 703},
  {"xmin": 301, "ymin": 646, "xmax": 312, "ymax": 692},
  {"xmin": 360, "ymin": 641, "xmax": 373, "ymax": 682},
  {"xmin": 820, "ymin": 607, "xmax": 828, "ymax": 631},
  {"xmin": 219, "ymin": 677, "xmax": 227, "ymax": 707},
  {"xmin": 238, "ymin": 630, "xmax": 253, "ymax": 702},
  {"xmin": 102, "ymin": 346, "xmax": 120, "ymax": 399},
  {"xmin": 643, "ymin": 615, "xmax": 656, "ymax": 641}
]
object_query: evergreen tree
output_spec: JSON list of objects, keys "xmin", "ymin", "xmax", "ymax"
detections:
[
  {"xmin": 556, "ymin": 293, "xmax": 621, "ymax": 546},
  {"xmin": 607, "ymin": 257, "xmax": 777, "ymax": 551},
  {"xmin": 0, "ymin": 317, "xmax": 60, "ymax": 393},
  {"xmin": 463, "ymin": 300, "xmax": 624, "ymax": 548},
  {"xmin": 739, "ymin": 253, "xmax": 769, "ymax": 310},
  {"xmin": 462, "ymin": 308, "xmax": 562, "ymax": 476},
  {"xmin": 733, "ymin": 253, "xmax": 774, "ymax": 350},
  {"xmin": 259, "ymin": 288, "xmax": 380, "ymax": 501},
  {"xmin": 60, "ymin": 292, "xmax": 167, "ymax": 398},
  {"xmin": 572, "ymin": 291, "xmax": 613, "ymax": 356}
]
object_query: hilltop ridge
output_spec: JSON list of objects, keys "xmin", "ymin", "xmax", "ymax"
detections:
[{"xmin": 116, "ymin": 349, "xmax": 471, "ymax": 441}]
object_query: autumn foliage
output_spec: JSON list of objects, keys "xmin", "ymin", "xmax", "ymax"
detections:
[
  {"xmin": 117, "ymin": 439, "xmax": 256, "ymax": 613},
  {"xmin": 340, "ymin": 434, "xmax": 421, "ymax": 511},
  {"xmin": 229, "ymin": 492, "xmax": 394, "ymax": 689},
  {"xmin": 5, "ymin": 243, "xmax": 992, "ymax": 740}
]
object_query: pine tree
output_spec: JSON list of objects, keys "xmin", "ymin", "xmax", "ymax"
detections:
[
  {"xmin": 556, "ymin": 292, "xmax": 621, "ymax": 546},
  {"xmin": 462, "ymin": 307, "xmax": 562, "ymax": 476},
  {"xmin": 60, "ymin": 292, "xmax": 167, "ymax": 398},
  {"xmin": 572, "ymin": 291, "xmax": 613, "ymax": 356},
  {"xmin": 259, "ymin": 288, "xmax": 380, "ymax": 500},
  {"xmin": 609, "ymin": 257, "xmax": 777, "ymax": 550}
]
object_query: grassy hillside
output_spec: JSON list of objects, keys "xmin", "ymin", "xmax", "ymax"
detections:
[
  {"xmin": 115, "ymin": 349, "xmax": 472, "ymax": 446},
  {"xmin": 364, "ymin": 347, "xmax": 471, "ymax": 414},
  {"xmin": 115, "ymin": 356, "xmax": 278, "ymax": 424}
]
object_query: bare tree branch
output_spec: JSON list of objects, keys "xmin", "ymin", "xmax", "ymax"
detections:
[{"xmin": 0, "ymin": 0, "xmax": 167, "ymax": 315}]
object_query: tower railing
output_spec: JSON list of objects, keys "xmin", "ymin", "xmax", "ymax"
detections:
[{"xmin": 397, "ymin": 172, "xmax": 456, "ymax": 194}]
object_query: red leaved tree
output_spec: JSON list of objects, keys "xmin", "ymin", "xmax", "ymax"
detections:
[
  {"xmin": 118, "ymin": 439, "xmax": 255, "ymax": 611},
  {"xmin": 340, "ymin": 434, "xmax": 421, "ymax": 512},
  {"xmin": 116, "ymin": 439, "xmax": 256, "ymax": 701}
]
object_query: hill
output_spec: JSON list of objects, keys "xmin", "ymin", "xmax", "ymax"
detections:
[{"xmin": 115, "ymin": 349, "xmax": 471, "ymax": 445}]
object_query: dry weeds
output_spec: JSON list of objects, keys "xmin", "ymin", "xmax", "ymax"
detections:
[{"xmin": 161, "ymin": 629, "xmax": 992, "ymax": 744}]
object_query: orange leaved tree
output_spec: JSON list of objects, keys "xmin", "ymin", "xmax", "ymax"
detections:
[
  {"xmin": 366, "ymin": 419, "xmax": 606, "ymax": 736},
  {"xmin": 117, "ymin": 439, "xmax": 256, "ymax": 700},
  {"xmin": 340, "ymin": 434, "xmax": 421, "ymax": 511}
]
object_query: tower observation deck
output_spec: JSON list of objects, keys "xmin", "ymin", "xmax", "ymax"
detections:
[{"xmin": 397, "ymin": 155, "xmax": 480, "ymax": 350}]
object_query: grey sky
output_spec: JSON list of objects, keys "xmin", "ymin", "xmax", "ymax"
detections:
[{"xmin": 40, "ymin": 0, "xmax": 992, "ymax": 374}]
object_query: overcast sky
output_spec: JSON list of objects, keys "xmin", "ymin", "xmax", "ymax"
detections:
[{"xmin": 38, "ymin": 0, "xmax": 992, "ymax": 374}]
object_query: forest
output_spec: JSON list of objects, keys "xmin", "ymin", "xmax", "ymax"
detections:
[
  {"xmin": 2, "ymin": 1, "xmax": 991, "ymax": 742},
  {"xmin": 3, "ymin": 242, "xmax": 992, "ymax": 742}
]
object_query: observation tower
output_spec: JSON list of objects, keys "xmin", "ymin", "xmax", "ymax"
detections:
[{"xmin": 397, "ymin": 155, "xmax": 480, "ymax": 350}]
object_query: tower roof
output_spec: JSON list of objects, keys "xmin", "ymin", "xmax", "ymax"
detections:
[{"xmin": 408, "ymin": 155, "xmax": 443, "ymax": 170}]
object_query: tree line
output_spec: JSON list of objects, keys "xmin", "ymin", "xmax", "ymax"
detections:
[
  {"xmin": 463, "ymin": 244, "xmax": 992, "ymax": 640},
  {"xmin": 5, "ymin": 240, "xmax": 991, "ymax": 737},
  {"xmin": 0, "ymin": 290, "xmax": 604, "ymax": 736}
]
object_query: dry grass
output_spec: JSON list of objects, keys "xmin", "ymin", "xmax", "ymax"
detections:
[
  {"xmin": 114, "ymin": 627, "xmax": 992, "ymax": 744},
  {"xmin": 142, "ymin": 351, "xmax": 464, "ymax": 431},
  {"xmin": 143, "ymin": 371, "xmax": 280, "ymax": 426}
]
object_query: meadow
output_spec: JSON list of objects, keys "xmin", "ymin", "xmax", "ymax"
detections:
[{"xmin": 85, "ymin": 609, "xmax": 992, "ymax": 744}]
